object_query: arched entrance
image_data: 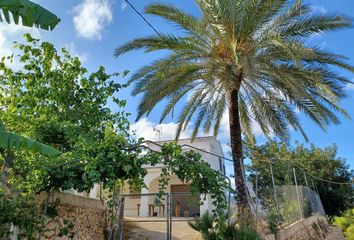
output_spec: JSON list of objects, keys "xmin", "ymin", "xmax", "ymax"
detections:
[{"xmin": 147, "ymin": 175, "xmax": 200, "ymax": 217}]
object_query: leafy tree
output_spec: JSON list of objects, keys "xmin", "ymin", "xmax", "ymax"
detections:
[
  {"xmin": 114, "ymin": 0, "xmax": 354, "ymax": 212},
  {"xmin": 0, "ymin": 0, "xmax": 60, "ymax": 30},
  {"xmin": 245, "ymin": 140, "xmax": 354, "ymax": 216},
  {"xmin": 0, "ymin": 34, "xmax": 142, "ymax": 193}
]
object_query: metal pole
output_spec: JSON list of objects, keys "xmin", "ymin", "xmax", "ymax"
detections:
[
  {"xmin": 166, "ymin": 193, "xmax": 171, "ymax": 240},
  {"xmin": 293, "ymin": 168, "xmax": 303, "ymax": 219},
  {"xmin": 169, "ymin": 193, "xmax": 172, "ymax": 240},
  {"xmin": 304, "ymin": 173, "xmax": 309, "ymax": 189},
  {"xmin": 224, "ymin": 175, "xmax": 232, "ymax": 225},
  {"xmin": 255, "ymin": 171, "xmax": 259, "ymax": 217},
  {"xmin": 312, "ymin": 178, "xmax": 323, "ymax": 211},
  {"xmin": 111, "ymin": 187, "xmax": 116, "ymax": 225},
  {"xmin": 304, "ymin": 173, "xmax": 314, "ymax": 215},
  {"xmin": 118, "ymin": 197, "xmax": 125, "ymax": 240},
  {"xmin": 311, "ymin": 179, "xmax": 316, "ymax": 193},
  {"xmin": 270, "ymin": 163, "xmax": 279, "ymax": 210}
]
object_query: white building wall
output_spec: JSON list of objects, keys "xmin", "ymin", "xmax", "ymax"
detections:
[{"xmin": 145, "ymin": 137, "xmax": 225, "ymax": 174}]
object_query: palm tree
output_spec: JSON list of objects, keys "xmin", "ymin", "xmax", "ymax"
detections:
[
  {"xmin": 0, "ymin": 0, "xmax": 60, "ymax": 30},
  {"xmin": 114, "ymin": 0, "xmax": 354, "ymax": 212}
]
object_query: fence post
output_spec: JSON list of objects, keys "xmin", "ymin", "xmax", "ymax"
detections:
[
  {"xmin": 255, "ymin": 171, "xmax": 259, "ymax": 217},
  {"xmin": 117, "ymin": 197, "xmax": 125, "ymax": 240},
  {"xmin": 223, "ymin": 175, "xmax": 232, "ymax": 225},
  {"xmin": 166, "ymin": 193, "xmax": 169, "ymax": 240},
  {"xmin": 270, "ymin": 163, "xmax": 279, "ymax": 210},
  {"xmin": 166, "ymin": 193, "xmax": 172, "ymax": 240},
  {"xmin": 292, "ymin": 168, "xmax": 303, "ymax": 219},
  {"xmin": 304, "ymin": 173, "xmax": 314, "ymax": 215}
]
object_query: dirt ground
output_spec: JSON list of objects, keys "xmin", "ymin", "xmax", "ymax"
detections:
[{"xmin": 325, "ymin": 226, "xmax": 345, "ymax": 240}]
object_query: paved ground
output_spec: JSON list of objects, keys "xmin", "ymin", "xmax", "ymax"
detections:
[{"xmin": 123, "ymin": 217, "xmax": 202, "ymax": 240}]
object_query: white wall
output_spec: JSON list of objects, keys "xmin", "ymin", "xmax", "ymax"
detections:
[{"xmin": 145, "ymin": 137, "xmax": 225, "ymax": 174}]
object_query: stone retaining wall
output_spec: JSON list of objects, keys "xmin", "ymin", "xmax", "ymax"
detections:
[
  {"xmin": 38, "ymin": 192, "xmax": 107, "ymax": 240},
  {"xmin": 264, "ymin": 215, "xmax": 345, "ymax": 240}
]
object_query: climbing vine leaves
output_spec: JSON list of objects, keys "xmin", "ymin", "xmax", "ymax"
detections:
[{"xmin": 150, "ymin": 143, "xmax": 229, "ymax": 212}]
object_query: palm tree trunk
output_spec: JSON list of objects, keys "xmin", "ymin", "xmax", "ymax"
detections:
[{"xmin": 228, "ymin": 88, "xmax": 249, "ymax": 213}]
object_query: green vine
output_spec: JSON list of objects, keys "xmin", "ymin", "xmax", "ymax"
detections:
[{"xmin": 146, "ymin": 143, "xmax": 229, "ymax": 214}]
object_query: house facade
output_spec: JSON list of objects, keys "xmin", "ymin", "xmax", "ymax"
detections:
[{"xmin": 123, "ymin": 137, "xmax": 226, "ymax": 217}]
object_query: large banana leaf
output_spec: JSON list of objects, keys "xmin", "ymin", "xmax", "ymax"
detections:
[
  {"xmin": 0, "ymin": 131, "xmax": 61, "ymax": 157},
  {"xmin": 0, "ymin": 0, "xmax": 60, "ymax": 30}
]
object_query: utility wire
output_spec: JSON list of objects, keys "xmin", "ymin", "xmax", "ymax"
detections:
[
  {"xmin": 124, "ymin": 0, "xmax": 212, "ymax": 47},
  {"xmin": 124, "ymin": 0, "xmax": 160, "ymax": 36},
  {"xmin": 248, "ymin": 156, "xmax": 353, "ymax": 185},
  {"xmin": 127, "ymin": 141, "xmax": 354, "ymax": 186}
]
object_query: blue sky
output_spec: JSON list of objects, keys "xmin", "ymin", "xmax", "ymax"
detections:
[{"xmin": 1, "ymin": 0, "xmax": 354, "ymax": 172}]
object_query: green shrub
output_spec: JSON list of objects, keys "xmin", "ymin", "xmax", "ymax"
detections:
[
  {"xmin": 189, "ymin": 212, "xmax": 262, "ymax": 240},
  {"xmin": 333, "ymin": 208, "xmax": 354, "ymax": 240},
  {"xmin": 266, "ymin": 210, "xmax": 281, "ymax": 234},
  {"xmin": 0, "ymin": 189, "xmax": 43, "ymax": 240}
]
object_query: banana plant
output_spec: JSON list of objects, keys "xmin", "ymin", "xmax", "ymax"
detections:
[
  {"xmin": 0, "ymin": 131, "xmax": 61, "ymax": 157},
  {"xmin": 0, "ymin": 0, "xmax": 60, "ymax": 30},
  {"xmin": 0, "ymin": 0, "xmax": 61, "ymax": 184},
  {"xmin": 0, "ymin": 123, "xmax": 61, "ymax": 187}
]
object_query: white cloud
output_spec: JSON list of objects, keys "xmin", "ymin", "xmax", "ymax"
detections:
[
  {"xmin": 120, "ymin": 0, "xmax": 128, "ymax": 11},
  {"xmin": 64, "ymin": 42, "xmax": 89, "ymax": 62},
  {"xmin": 73, "ymin": 0, "xmax": 113, "ymax": 40},
  {"xmin": 311, "ymin": 5, "xmax": 327, "ymax": 14},
  {"xmin": 0, "ymin": 22, "xmax": 40, "ymax": 70},
  {"xmin": 131, "ymin": 118, "xmax": 196, "ymax": 141},
  {"xmin": 345, "ymin": 83, "xmax": 354, "ymax": 91}
]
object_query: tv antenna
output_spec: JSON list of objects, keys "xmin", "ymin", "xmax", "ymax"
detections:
[{"xmin": 153, "ymin": 125, "xmax": 163, "ymax": 141}]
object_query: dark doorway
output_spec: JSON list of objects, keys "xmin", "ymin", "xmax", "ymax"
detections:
[{"xmin": 171, "ymin": 184, "xmax": 200, "ymax": 217}]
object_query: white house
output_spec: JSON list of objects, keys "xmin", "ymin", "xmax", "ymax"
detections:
[{"xmin": 122, "ymin": 137, "xmax": 226, "ymax": 217}]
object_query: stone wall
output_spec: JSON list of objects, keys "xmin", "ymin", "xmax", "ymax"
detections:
[
  {"xmin": 269, "ymin": 215, "xmax": 345, "ymax": 240},
  {"xmin": 38, "ymin": 192, "xmax": 107, "ymax": 240}
]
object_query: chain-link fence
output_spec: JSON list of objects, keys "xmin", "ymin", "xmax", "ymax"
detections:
[
  {"xmin": 245, "ymin": 166, "xmax": 326, "ymax": 231},
  {"xmin": 249, "ymin": 185, "xmax": 325, "ymax": 228}
]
